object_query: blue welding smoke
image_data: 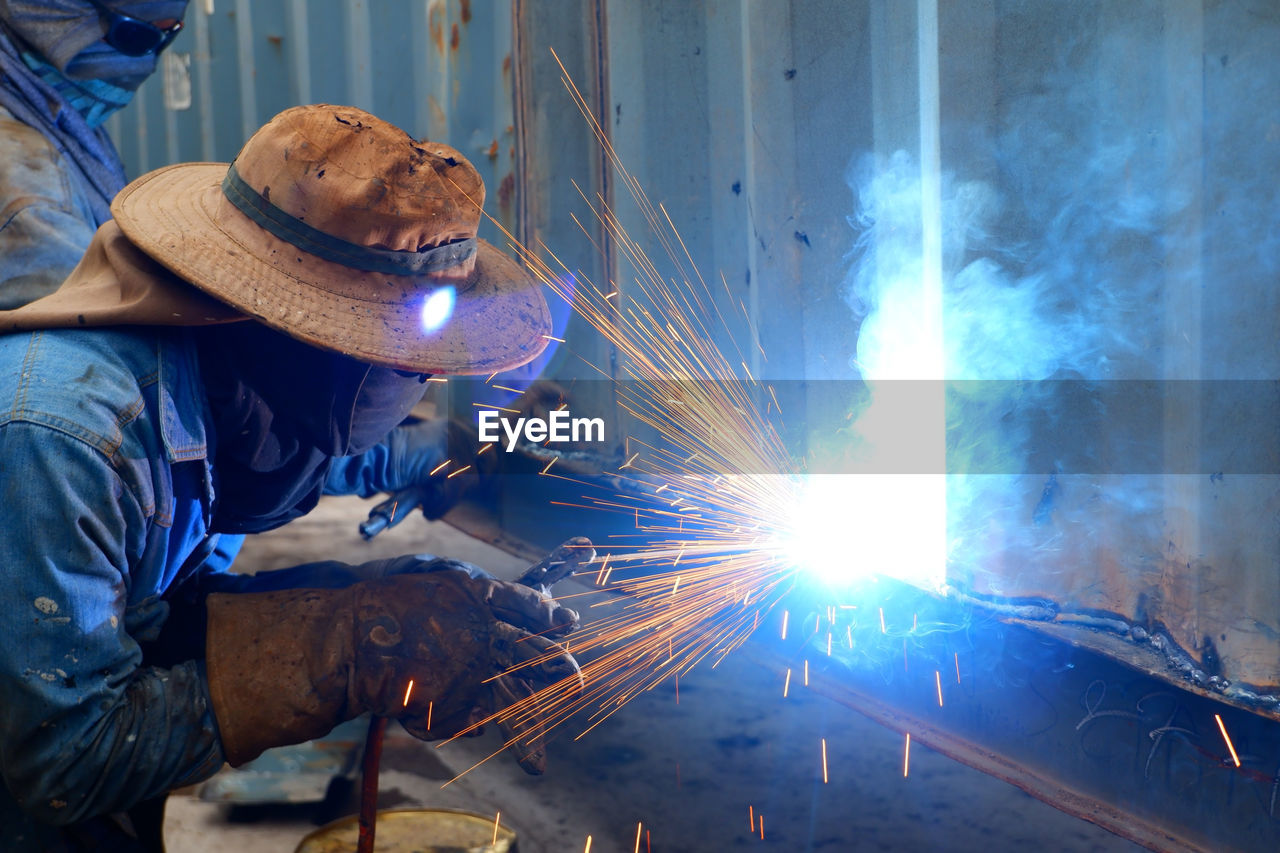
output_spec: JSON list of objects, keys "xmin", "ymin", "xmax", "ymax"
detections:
[{"xmin": 832, "ymin": 24, "xmax": 1233, "ymax": 600}]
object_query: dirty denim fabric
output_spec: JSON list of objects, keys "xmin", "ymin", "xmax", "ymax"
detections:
[
  {"xmin": 0, "ymin": 325, "xmax": 428, "ymax": 848},
  {"xmin": 0, "ymin": 327, "xmax": 230, "ymax": 848},
  {"xmin": 0, "ymin": 105, "xmax": 105, "ymax": 310}
]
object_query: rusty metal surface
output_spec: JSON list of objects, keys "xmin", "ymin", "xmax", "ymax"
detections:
[
  {"xmin": 438, "ymin": 486, "xmax": 1280, "ymax": 850},
  {"xmin": 746, "ymin": 580, "xmax": 1280, "ymax": 853}
]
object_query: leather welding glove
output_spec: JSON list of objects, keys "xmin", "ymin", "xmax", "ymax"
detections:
[
  {"xmin": 205, "ymin": 570, "xmax": 581, "ymax": 774},
  {"xmin": 208, "ymin": 555, "xmax": 496, "ymax": 593}
]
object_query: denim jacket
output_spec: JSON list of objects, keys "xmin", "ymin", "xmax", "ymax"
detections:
[
  {"xmin": 0, "ymin": 105, "xmax": 103, "ymax": 310},
  {"xmin": 0, "ymin": 324, "xmax": 410, "ymax": 847}
]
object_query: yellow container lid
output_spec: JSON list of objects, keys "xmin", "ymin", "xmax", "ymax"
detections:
[{"xmin": 294, "ymin": 808, "xmax": 517, "ymax": 853}]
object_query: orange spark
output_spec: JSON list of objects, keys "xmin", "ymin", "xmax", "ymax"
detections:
[
  {"xmin": 471, "ymin": 402, "xmax": 520, "ymax": 414},
  {"xmin": 446, "ymin": 465, "xmax": 472, "ymax": 479},
  {"xmin": 804, "ymin": 659, "xmax": 809, "ymax": 686},
  {"xmin": 436, "ymin": 51, "xmax": 807, "ymax": 758},
  {"xmin": 492, "ymin": 812, "xmax": 501, "ymax": 846},
  {"xmin": 748, "ymin": 805, "xmax": 754, "ymax": 831},
  {"xmin": 583, "ymin": 835, "xmax": 592, "ymax": 852},
  {"xmin": 403, "ymin": 679, "xmax": 415, "ymax": 707},
  {"xmin": 1215, "ymin": 714, "xmax": 1241, "ymax": 767},
  {"xmin": 935, "ymin": 670, "xmax": 943, "ymax": 707},
  {"xmin": 783, "ymin": 668, "xmax": 791, "ymax": 698},
  {"xmin": 428, "ymin": 460, "xmax": 450, "ymax": 476},
  {"xmin": 821, "ymin": 738, "xmax": 828, "ymax": 784},
  {"xmin": 634, "ymin": 822, "xmax": 642, "ymax": 853},
  {"xmin": 903, "ymin": 733, "xmax": 911, "ymax": 777}
]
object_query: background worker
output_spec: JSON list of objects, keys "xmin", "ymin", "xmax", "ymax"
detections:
[
  {"xmin": 0, "ymin": 103, "xmax": 580, "ymax": 851},
  {"xmin": 0, "ymin": 0, "xmax": 188, "ymax": 308}
]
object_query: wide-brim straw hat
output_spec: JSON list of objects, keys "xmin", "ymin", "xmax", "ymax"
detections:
[{"xmin": 111, "ymin": 104, "xmax": 550, "ymax": 375}]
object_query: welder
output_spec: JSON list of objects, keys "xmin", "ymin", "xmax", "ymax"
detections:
[{"xmin": 0, "ymin": 103, "xmax": 581, "ymax": 851}]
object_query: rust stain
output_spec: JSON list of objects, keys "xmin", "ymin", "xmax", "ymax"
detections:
[
  {"xmin": 497, "ymin": 171, "xmax": 515, "ymax": 219},
  {"xmin": 427, "ymin": 94, "xmax": 446, "ymax": 130},
  {"xmin": 460, "ymin": 0, "xmax": 472, "ymax": 24},
  {"xmin": 487, "ymin": 139, "xmax": 499, "ymax": 161},
  {"xmin": 428, "ymin": 2, "xmax": 444, "ymax": 54},
  {"xmin": 502, "ymin": 54, "xmax": 511, "ymax": 75},
  {"xmin": 450, "ymin": 22, "xmax": 460, "ymax": 51},
  {"xmin": 266, "ymin": 34, "xmax": 283, "ymax": 48}
]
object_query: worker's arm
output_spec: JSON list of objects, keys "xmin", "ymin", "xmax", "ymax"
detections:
[
  {"xmin": 0, "ymin": 111, "xmax": 98, "ymax": 309},
  {"xmin": 323, "ymin": 417, "xmax": 482, "ymax": 517},
  {"xmin": 323, "ymin": 416, "xmax": 453, "ymax": 496},
  {"xmin": 0, "ymin": 423, "xmax": 225, "ymax": 825}
]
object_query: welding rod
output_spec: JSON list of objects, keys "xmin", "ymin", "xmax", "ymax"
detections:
[{"xmin": 357, "ymin": 715, "xmax": 390, "ymax": 853}]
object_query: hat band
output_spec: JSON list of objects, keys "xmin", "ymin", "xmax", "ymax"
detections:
[{"xmin": 221, "ymin": 164, "xmax": 478, "ymax": 276}]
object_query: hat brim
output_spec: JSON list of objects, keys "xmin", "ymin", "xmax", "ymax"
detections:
[{"xmin": 111, "ymin": 163, "xmax": 551, "ymax": 375}]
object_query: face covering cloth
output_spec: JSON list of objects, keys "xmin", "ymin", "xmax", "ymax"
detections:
[{"xmin": 194, "ymin": 321, "xmax": 428, "ymax": 534}]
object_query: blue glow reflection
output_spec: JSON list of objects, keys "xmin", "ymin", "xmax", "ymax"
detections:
[{"xmin": 420, "ymin": 286, "xmax": 456, "ymax": 332}]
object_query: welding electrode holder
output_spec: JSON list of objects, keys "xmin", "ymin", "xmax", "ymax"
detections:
[
  {"xmin": 358, "ymin": 485, "xmax": 433, "ymax": 539},
  {"xmin": 517, "ymin": 535, "xmax": 596, "ymax": 591}
]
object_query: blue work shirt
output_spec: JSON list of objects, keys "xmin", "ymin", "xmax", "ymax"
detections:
[{"xmin": 0, "ymin": 323, "xmax": 404, "ymax": 847}]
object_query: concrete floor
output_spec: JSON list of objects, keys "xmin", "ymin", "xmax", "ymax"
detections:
[{"xmin": 165, "ymin": 495, "xmax": 1145, "ymax": 852}]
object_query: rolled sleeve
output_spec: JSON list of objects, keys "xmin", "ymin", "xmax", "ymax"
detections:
[
  {"xmin": 323, "ymin": 440, "xmax": 395, "ymax": 497},
  {"xmin": 0, "ymin": 422, "xmax": 225, "ymax": 825}
]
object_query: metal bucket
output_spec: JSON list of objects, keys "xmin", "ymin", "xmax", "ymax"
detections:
[{"xmin": 294, "ymin": 808, "xmax": 517, "ymax": 853}]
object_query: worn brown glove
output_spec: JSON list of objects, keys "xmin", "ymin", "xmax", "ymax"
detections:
[{"xmin": 205, "ymin": 571, "xmax": 580, "ymax": 774}]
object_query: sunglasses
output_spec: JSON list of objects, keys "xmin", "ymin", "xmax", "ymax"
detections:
[{"xmin": 83, "ymin": 0, "xmax": 184, "ymax": 57}]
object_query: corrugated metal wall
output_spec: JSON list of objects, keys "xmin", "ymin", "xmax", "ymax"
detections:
[
  {"xmin": 517, "ymin": 0, "xmax": 1280, "ymax": 707},
  {"xmin": 107, "ymin": 0, "xmax": 518, "ymax": 244}
]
